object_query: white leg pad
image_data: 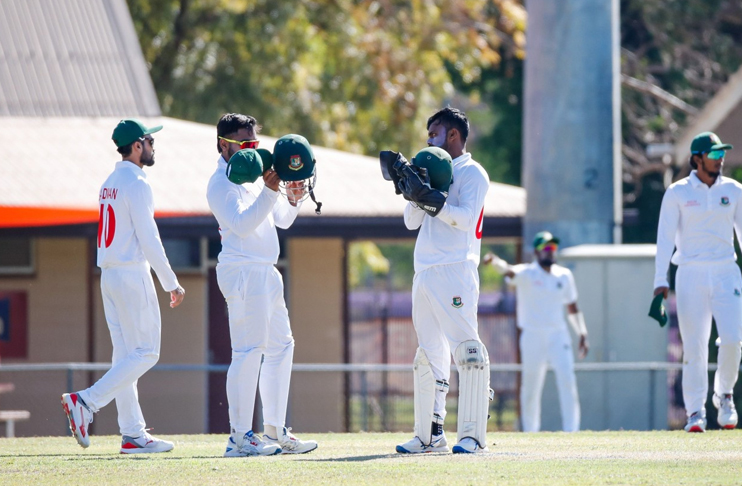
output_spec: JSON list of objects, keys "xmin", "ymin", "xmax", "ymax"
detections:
[
  {"xmin": 413, "ymin": 347, "xmax": 449, "ymax": 445},
  {"xmin": 455, "ymin": 340, "xmax": 490, "ymax": 446}
]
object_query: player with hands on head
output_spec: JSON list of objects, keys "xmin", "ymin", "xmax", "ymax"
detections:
[
  {"xmin": 483, "ymin": 231, "xmax": 587, "ymax": 433},
  {"xmin": 654, "ymin": 131, "xmax": 742, "ymax": 433},
  {"xmin": 207, "ymin": 114, "xmax": 317, "ymax": 457},
  {"xmin": 62, "ymin": 119, "xmax": 185, "ymax": 454},
  {"xmin": 391, "ymin": 107, "xmax": 492, "ymax": 454}
]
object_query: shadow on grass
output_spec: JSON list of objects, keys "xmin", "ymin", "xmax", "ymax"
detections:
[{"xmin": 297, "ymin": 453, "xmax": 436, "ymax": 462}]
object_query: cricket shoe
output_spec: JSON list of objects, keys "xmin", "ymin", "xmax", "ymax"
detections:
[
  {"xmin": 61, "ymin": 393, "xmax": 94, "ymax": 448},
  {"xmin": 684, "ymin": 411, "xmax": 707, "ymax": 433},
  {"xmin": 224, "ymin": 431, "xmax": 281, "ymax": 457},
  {"xmin": 396, "ymin": 433, "xmax": 449, "ymax": 453},
  {"xmin": 120, "ymin": 432, "xmax": 174, "ymax": 454},
  {"xmin": 264, "ymin": 427, "xmax": 318, "ymax": 454},
  {"xmin": 713, "ymin": 393, "xmax": 738, "ymax": 429},
  {"xmin": 452, "ymin": 437, "xmax": 489, "ymax": 454}
]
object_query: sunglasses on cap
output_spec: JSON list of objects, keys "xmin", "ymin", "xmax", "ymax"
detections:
[
  {"xmin": 219, "ymin": 136, "xmax": 259, "ymax": 149},
  {"xmin": 536, "ymin": 242, "xmax": 558, "ymax": 252}
]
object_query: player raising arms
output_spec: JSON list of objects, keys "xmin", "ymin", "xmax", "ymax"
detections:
[
  {"xmin": 206, "ymin": 113, "xmax": 317, "ymax": 457},
  {"xmin": 62, "ymin": 119, "xmax": 185, "ymax": 454},
  {"xmin": 381, "ymin": 107, "xmax": 492, "ymax": 453},
  {"xmin": 654, "ymin": 132, "xmax": 742, "ymax": 433}
]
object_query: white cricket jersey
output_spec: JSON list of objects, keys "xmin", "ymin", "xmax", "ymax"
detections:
[
  {"xmin": 508, "ymin": 261, "xmax": 578, "ymax": 330},
  {"xmin": 96, "ymin": 161, "xmax": 179, "ymax": 292},
  {"xmin": 207, "ymin": 156, "xmax": 300, "ymax": 265},
  {"xmin": 654, "ymin": 171, "xmax": 742, "ymax": 288},
  {"xmin": 404, "ymin": 153, "xmax": 489, "ymax": 273}
]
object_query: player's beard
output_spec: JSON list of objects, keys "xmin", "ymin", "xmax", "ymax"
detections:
[
  {"xmin": 141, "ymin": 151, "xmax": 155, "ymax": 167},
  {"xmin": 538, "ymin": 257, "xmax": 554, "ymax": 267}
]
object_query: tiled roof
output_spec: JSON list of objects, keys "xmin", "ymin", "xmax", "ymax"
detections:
[
  {"xmin": 0, "ymin": 117, "xmax": 525, "ymax": 226},
  {"xmin": 0, "ymin": 0, "xmax": 159, "ymax": 117}
]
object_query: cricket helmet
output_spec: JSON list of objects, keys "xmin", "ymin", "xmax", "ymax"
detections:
[{"xmin": 411, "ymin": 147, "xmax": 453, "ymax": 192}]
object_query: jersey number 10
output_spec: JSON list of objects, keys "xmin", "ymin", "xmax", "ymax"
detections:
[{"xmin": 97, "ymin": 203, "xmax": 116, "ymax": 248}]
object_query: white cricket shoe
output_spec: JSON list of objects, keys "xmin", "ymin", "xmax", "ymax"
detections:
[
  {"xmin": 396, "ymin": 433, "xmax": 449, "ymax": 453},
  {"xmin": 264, "ymin": 427, "xmax": 318, "ymax": 454},
  {"xmin": 120, "ymin": 432, "xmax": 174, "ymax": 454},
  {"xmin": 713, "ymin": 393, "xmax": 738, "ymax": 429},
  {"xmin": 61, "ymin": 393, "xmax": 94, "ymax": 448},
  {"xmin": 684, "ymin": 411, "xmax": 707, "ymax": 433},
  {"xmin": 224, "ymin": 431, "xmax": 281, "ymax": 457},
  {"xmin": 452, "ymin": 437, "xmax": 489, "ymax": 454}
]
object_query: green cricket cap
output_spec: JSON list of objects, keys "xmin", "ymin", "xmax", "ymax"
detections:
[
  {"xmin": 256, "ymin": 148, "xmax": 274, "ymax": 172},
  {"xmin": 226, "ymin": 149, "xmax": 264, "ymax": 185},
  {"xmin": 690, "ymin": 132, "xmax": 733, "ymax": 154},
  {"xmin": 112, "ymin": 119, "xmax": 163, "ymax": 148},
  {"xmin": 648, "ymin": 293, "xmax": 668, "ymax": 327},
  {"xmin": 533, "ymin": 231, "xmax": 560, "ymax": 249}
]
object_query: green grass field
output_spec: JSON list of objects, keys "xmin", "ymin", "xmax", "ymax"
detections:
[{"xmin": 2, "ymin": 431, "xmax": 742, "ymax": 485}]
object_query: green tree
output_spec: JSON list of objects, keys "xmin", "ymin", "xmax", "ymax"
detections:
[{"xmin": 127, "ymin": 0, "xmax": 526, "ymax": 161}]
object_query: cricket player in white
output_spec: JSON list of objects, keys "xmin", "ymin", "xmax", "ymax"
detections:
[
  {"xmin": 484, "ymin": 232, "xmax": 589, "ymax": 432},
  {"xmin": 395, "ymin": 108, "xmax": 492, "ymax": 454},
  {"xmin": 62, "ymin": 119, "xmax": 185, "ymax": 454},
  {"xmin": 654, "ymin": 131, "xmax": 742, "ymax": 432},
  {"xmin": 206, "ymin": 113, "xmax": 317, "ymax": 457}
]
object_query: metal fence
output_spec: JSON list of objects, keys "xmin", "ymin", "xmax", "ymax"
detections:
[{"xmin": 0, "ymin": 361, "xmax": 695, "ymax": 432}]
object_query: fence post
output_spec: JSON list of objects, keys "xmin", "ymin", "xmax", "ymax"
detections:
[
  {"xmin": 66, "ymin": 367, "xmax": 73, "ymax": 393},
  {"xmin": 360, "ymin": 370, "xmax": 368, "ymax": 431}
]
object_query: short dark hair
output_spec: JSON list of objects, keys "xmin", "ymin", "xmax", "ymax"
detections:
[
  {"xmin": 216, "ymin": 113, "xmax": 261, "ymax": 153},
  {"xmin": 117, "ymin": 142, "xmax": 134, "ymax": 157},
  {"xmin": 690, "ymin": 154, "xmax": 700, "ymax": 170},
  {"xmin": 427, "ymin": 107, "xmax": 469, "ymax": 142}
]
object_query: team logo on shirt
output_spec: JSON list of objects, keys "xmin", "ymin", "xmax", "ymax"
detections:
[
  {"xmin": 452, "ymin": 296, "xmax": 463, "ymax": 308},
  {"xmin": 289, "ymin": 155, "xmax": 304, "ymax": 170},
  {"xmin": 557, "ymin": 282, "xmax": 563, "ymax": 289},
  {"xmin": 721, "ymin": 197, "xmax": 730, "ymax": 206},
  {"xmin": 735, "ymin": 289, "xmax": 740, "ymax": 297}
]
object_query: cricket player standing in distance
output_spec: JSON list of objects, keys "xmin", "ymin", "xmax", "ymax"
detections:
[
  {"xmin": 393, "ymin": 107, "xmax": 492, "ymax": 454},
  {"xmin": 484, "ymin": 231, "xmax": 588, "ymax": 432},
  {"xmin": 206, "ymin": 113, "xmax": 317, "ymax": 457},
  {"xmin": 655, "ymin": 131, "xmax": 742, "ymax": 433},
  {"xmin": 62, "ymin": 119, "xmax": 185, "ymax": 453}
]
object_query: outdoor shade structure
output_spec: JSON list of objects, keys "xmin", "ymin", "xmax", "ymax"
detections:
[{"xmin": 0, "ymin": 117, "xmax": 524, "ymax": 238}]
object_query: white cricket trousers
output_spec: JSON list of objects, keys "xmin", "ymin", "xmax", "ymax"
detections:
[
  {"xmin": 80, "ymin": 263, "xmax": 161, "ymax": 437},
  {"xmin": 519, "ymin": 327, "xmax": 579, "ymax": 432},
  {"xmin": 216, "ymin": 263, "xmax": 295, "ymax": 436},
  {"xmin": 675, "ymin": 262, "xmax": 742, "ymax": 417},
  {"xmin": 412, "ymin": 261, "xmax": 482, "ymax": 419}
]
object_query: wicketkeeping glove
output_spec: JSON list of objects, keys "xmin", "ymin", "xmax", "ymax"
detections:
[
  {"xmin": 379, "ymin": 150, "xmax": 405, "ymax": 195},
  {"xmin": 395, "ymin": 161, "xmax": 448, "ymax": 217}
]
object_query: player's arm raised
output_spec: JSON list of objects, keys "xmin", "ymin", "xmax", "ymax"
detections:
[
  {"xmin": 436, "ymin": 166, "xmax": 489, "ymax": 231},
  {"xmin": 482, "ymin": 252, "xmax": 515, "ymax": 279},
  {"xmin": 208, "ymin": 177, "xmax": 276, "ymax": 238}
]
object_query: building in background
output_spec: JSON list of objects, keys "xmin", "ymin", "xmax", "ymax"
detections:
[{"xmin": 0, "ymin": 0, "xmax": 523, "ymax": 436}]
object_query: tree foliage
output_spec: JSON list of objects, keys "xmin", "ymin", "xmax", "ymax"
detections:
[{"xmin": 127, "ymin": 0, "xmax": 526, "ymax": 168}]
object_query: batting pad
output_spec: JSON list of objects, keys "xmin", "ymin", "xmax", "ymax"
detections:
[
  {"xmin": 413, "ymin": 347, "xmax": 448, "ymax": 445},
  {"xmin": 455, "ymin": 340, "xmax": 490, "ymax": 446}
]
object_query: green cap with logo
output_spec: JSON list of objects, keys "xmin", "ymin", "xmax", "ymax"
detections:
[
  {"xmin": 412, "ymin": 147, "xmax": 454, "ymax": 192},
  {"xmin": 226, "ymin": 149, "xmax": 264, "ymax": 185},
  {"xmin": 690, "ymin": 132, "xmax": 733, "ymax": 154},
  {"xmin": 533, "ymin": 231, "xmax": 560, "ymax": 250},
  {"xmin": 273, "ymin": 134, "xmax": 316, "ymax": 182},
  {"xmin": 112, "ymin": 119, "xmax": 163, "ymax": 148}
]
